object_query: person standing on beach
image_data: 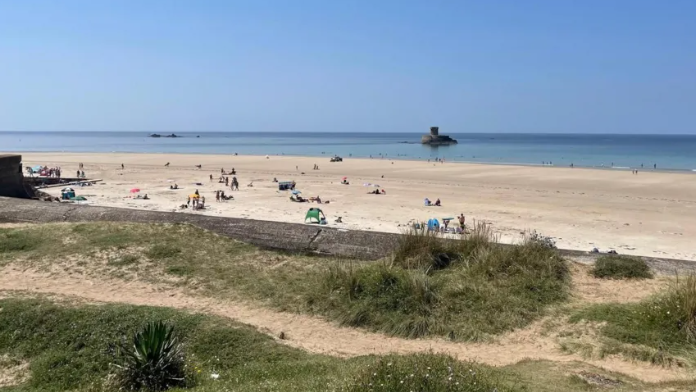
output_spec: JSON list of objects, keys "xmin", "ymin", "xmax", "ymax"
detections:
[
  {"xmin": 121, "ymin": 163, "xmax": 124, "ymax": 170},
  {"xmin": 458, "ymin": 214, "xmax": 466, "ymax": 230}
]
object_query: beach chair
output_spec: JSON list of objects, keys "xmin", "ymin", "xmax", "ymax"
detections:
[{"xmin": 305, "ymin": 208, "xmax": 325, "ymax": 224}]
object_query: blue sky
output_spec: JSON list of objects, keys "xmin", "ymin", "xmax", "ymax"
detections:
[{"xmin": 1, "ymin": 0, "xmax": 695, "ymax": 134}]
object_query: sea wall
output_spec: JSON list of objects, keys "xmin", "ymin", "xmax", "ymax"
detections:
[
  {"xmin": 0, "ymin": 155, "xmax": 28, "ymax": 198},
  {"xmin": 0, "ymin": 197, "xmax": 399, "ymax": 259}
]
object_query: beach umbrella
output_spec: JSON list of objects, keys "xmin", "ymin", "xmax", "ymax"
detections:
[
  {"xmin": 189, "ymin": 194, "xmax": 199, "ymax": 198},
  {"xmin": 292, "ymin": 190, "xmax": 302, "ymax": 195},
  {"xmin": 443, "ymin": 217, "xmax": 455, "ymax": 220},
  {"xmin": 62, "ymin": 187, "xmax": 74, "ymax": 192},
  {"xmin": 130, "ymin": 188, "xmax": 140, "ymax": 193},
  {"xmin": 342, "ymin": 176, "xmax": 347, "ymax": 180}
]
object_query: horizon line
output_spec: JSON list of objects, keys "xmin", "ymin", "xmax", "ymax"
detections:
[{"xmin": 1, "ymin": 130, "xmax": 695, "ymax": 136}]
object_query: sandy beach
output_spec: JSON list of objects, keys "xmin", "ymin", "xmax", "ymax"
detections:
[{"xmin": 15, "ymin": 152, "xmax": 696, "ymax": 261}]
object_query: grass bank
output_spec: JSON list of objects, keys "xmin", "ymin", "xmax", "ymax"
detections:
[
  {"xmin": 0, "ymin": 297, "xmax": 686, "ymax": 392},
  {"xmin": 570, "ymin": 275, "xmax": 696, "ymax": 366},
  {"xmin": 0, "ymin": 222, "xmax": 570, "ymax": 341}
]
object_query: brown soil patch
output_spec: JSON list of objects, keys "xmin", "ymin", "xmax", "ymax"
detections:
[
  {"xmin": 0, "ymin": 266, "xmax": 692, "ymax": 383},
  {"xmin": 0, "ymin": 223, "xmax": 36, "ymax": 229},
  {"xmin": 570, "ymin": 263, "xmax": 668, "ymax": 304},
  {"xmin": 0, "ymin": 355, "xmax": 29, "ymax": 387}
]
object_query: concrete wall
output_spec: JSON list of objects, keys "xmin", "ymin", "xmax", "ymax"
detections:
[
  {"xmin": 0, "ymin": 197, "xmax": 399, "ymax": 259},
  {"xmin": 0, "ymin": 155, "xmax": 28, "ymax": 198}
]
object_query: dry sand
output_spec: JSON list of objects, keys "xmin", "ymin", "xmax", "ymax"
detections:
[{"xmin": 17, "ymin": 152, "xmax": 696, "ymax": 261}]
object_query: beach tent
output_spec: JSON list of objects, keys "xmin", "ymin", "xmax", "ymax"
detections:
[
  {"xmin": 427, "ymin": 218, "xmax": 440, "ymax": 231},
  {"xmin": 305, "ymin": 208, "xmax": 326, "ymax": 224}
]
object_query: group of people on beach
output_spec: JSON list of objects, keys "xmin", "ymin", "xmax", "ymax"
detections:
[
  {"xmin": 185, "ymin": 189, "xmax": 206, "ymax": 210},
  {"xmin": 215, "ymin": 190, "xmax": 233, "ymax": 201},
  {"xmin": 27, "ymin": 165, "xmax": 61, "ymax": 178},
  {"xmin": 424, "ymin": 198, "xmax": 442, "ymax": 207}
]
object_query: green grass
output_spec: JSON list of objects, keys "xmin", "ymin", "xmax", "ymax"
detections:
[
  {"xmin": 346, "ymin": 353, "xmax": 518, "ymax": 392},
  {"xmin": 0, "ymin": 297, "xmax": 522, "ymax": 392},
  {"xmin": 0, "ymin": 222, "xmax": 569, "ymax": 342},
  {"xmin": 570, "ymin": 275, "xmax": 696, "ymax": 366},
  {"xmin": 0, "ymin": 297, "xmax": 683, "ymax": 392},
  {"xmin": 592, "ymin": 255, "xmax": 653, "ymax": 280},
  {"xmin": 308, "ymin": 227, "xmax": 570, "ymax": 340},
  {"xmin": 0, "ymin": 229, "xmax": 39, "ymax": 253}
]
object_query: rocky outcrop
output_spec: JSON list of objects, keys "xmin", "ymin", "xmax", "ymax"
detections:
[{"xmin": 421, "ymin": 127, "xmax": 457, "ymax": 145}]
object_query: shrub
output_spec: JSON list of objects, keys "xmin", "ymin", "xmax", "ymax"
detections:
[
  {"xmin": 592, "ymin": 255, "xmax": 652, "ymax": 279},
  {"xmin": 344, "ymin": 354, "xmax": 516, "ymax": 392},
  {"xmin": 113, "ymin": 321, "xmax": 191, "ymax": 391},
  {"xmin": 674, "ymin": 275, "xmax": 696, "ymax": 342},
  {"xmin": 311, "ymin": 231, "xmax": 569, "ymax": 340},
  {"xmin": 392, "ymin": 223, "xmax": 494, "ymax": 272},
  {"xmin": 524, "ymin": 230, "xmax": 556, "ymax": 249}
]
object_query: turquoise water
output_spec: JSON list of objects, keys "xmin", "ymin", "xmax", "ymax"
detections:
[{"xmin": 1, "ymin": 131, "xmax": 695, "ymax": 171}]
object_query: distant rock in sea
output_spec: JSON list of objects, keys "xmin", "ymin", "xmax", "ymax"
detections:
[{"xmin": 421, "ymin": 127, "xmax": 457, "ymax": 145}]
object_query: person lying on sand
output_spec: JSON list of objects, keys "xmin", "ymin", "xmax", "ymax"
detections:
[
  {"xmin": 165, "ymin": 162, "xmax": 170, "ymax": 167},
  {"xmin": 195, "ymin": 164, "xmax": 202, "ymax": 169},
  {"xmin": 290, "ymin": 195, "xmax": 307, "ymax": 202}
]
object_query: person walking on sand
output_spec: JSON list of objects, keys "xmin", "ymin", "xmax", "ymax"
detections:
[{"xmin": 121, "ymin": 163, "xmax": 124, "ymax": 170}]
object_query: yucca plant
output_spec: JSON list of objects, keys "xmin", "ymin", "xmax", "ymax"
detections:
[{"xmin": 113, "ymin": 321, "xmax": 189, "ymax": 391}]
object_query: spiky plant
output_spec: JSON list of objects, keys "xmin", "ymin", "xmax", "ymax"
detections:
[{"xmin": 113, "ymin": 321, "xmax": 188, "ymax": 391}]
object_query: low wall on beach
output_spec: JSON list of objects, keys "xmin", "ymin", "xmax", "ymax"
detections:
[
  {"xmin": 1, "ymin": 197, "xmax": 695, "ymax": 273},
  {"xmin": 0, "ymin": 155, "xmax": 29, "ymax": 198},
  {"xmin": 0, "ymin": 197, "xmax": 399, "ymax": 259}
]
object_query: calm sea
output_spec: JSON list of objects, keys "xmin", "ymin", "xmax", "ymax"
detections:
[{"xmin": 1, "ymin": 131, "xmax": 695, "ymax": 171}]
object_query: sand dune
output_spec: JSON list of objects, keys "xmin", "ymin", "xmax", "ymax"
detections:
[{"xmin": 16, "ymin": 152, "xmax": 696, "ymax": 261}]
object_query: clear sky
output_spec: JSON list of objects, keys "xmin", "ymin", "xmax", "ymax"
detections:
[{"xmin": 1, "ymin": 0, "xmax": 695, "ymax": 134}]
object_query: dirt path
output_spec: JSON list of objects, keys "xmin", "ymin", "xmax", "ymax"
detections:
[{"xmin": 0, "ymin": 266, "xmax": 691, "ymax": 383}]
